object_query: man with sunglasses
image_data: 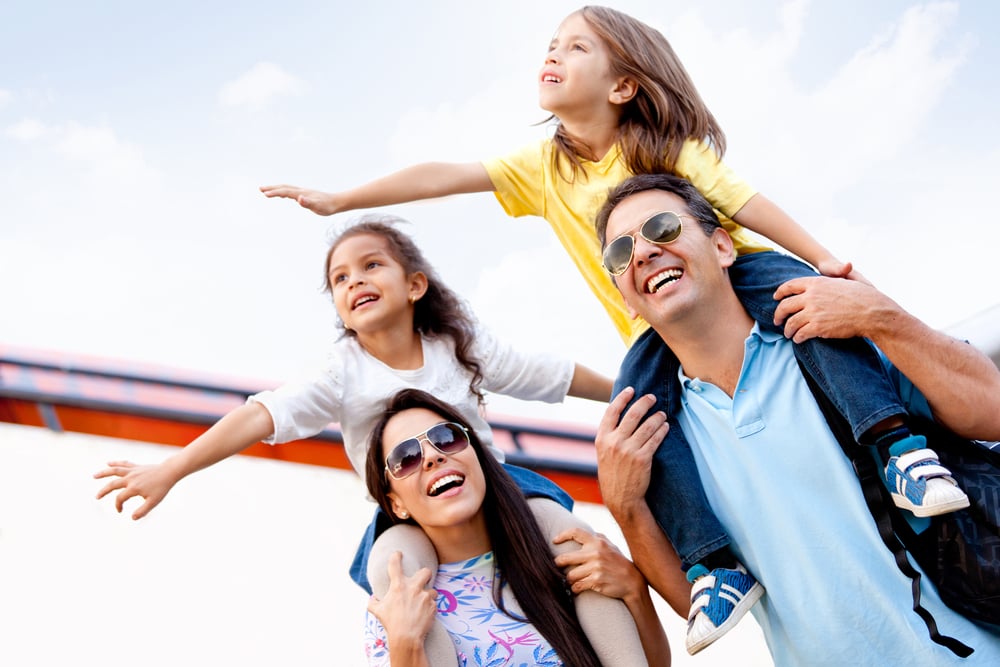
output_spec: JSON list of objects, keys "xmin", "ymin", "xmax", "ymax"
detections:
[{"xmin": 591, "ymin": 172, "xmax": 1000, "ymax": 665}]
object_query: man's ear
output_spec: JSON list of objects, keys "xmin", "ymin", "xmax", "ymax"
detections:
[
  {"xmin": 609, "ymin": 76, "xmax": 638, "ymax": 105},
  {"xmin": 612, "ymin": 276, "xmax": 642, "ymax": 320},
  {"xmin": 712, "ymin": 228, "xmax": 737, "ymax": 268},
  {"xmin": 408, "ymin": 271, "xmax": 429, "ymax": 303}
]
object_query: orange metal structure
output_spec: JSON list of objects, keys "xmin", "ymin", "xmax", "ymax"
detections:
[{"xmin": 0, "ymin": 344, "xmax": 603, "ymax": 503}]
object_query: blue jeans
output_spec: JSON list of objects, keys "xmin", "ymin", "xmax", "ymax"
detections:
[
  {"xmin": 349, "ymin": 463, "xmax": 573, "ymax": 593},
  {"xmin": 616, "ymin": 251, "xmax": 907, "ymax": 568}
]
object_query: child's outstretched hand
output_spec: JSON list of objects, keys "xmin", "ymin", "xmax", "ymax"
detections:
[
  {"xmin": 93, "ymin": 460, "xmax": 179, "ymax": 520},
  {"xmin": 816, "ymin": 257, "xmax": 873, "ymax": 286},
  {"xmin": 259, "ymin": 184, "xmax": 341, "ymax": 216}
]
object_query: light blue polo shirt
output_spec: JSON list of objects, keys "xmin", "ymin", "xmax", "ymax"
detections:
[{"xmin": 676, "ymin": 324, "xmax": 1000, "ymax": 666}]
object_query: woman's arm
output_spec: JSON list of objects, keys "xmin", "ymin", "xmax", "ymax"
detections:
[
  {"xmin": 567, "ymin": 363, "xmax": 614, "ymax": 402},
  {"xmin": 260, "ymin": 162, "xmax": 495, "ymax": 216},
  {"xmin": 93, "ymin": 402, "xmax": 275, "ymax": 519},
  {"xmin": 554, "ymin": 528, "xmax": 672, "ymax": 666}
]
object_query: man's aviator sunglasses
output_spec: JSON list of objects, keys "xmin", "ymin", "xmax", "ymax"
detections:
[
  {"xmin": 384, "ymin": 421, "xmax": 471, "ymax": 480},
  {"xmin": 601, "ymin": 211, "xmax": 686, "ymax": 276}
]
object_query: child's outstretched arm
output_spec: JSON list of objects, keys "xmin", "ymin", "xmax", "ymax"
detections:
[
  {"xmin": 260, "ymin": 162, "xmax": 494, "ymax": 216},
  {"xmin": 567, "ymin": 363, "xmax": 614, "ymax": 402},
  {"xmin": 93, "ymin": 402, "xmax": 275, "ymax": 519},
  {"xmin": 733, "ymin": 194, "xmax": 869, "ymax": 283}
]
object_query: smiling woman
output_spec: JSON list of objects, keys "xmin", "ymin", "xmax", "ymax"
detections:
[{"xmin": 362, "ymin": 388, "xmax": 669, "ymax": 667}]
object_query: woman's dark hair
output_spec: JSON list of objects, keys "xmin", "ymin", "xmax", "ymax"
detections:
[
  {"xmin": 366, "ymin": 389, "xmax": 602, "ymax": 667},
  {"xmin": 323, "ymin": 214, "xmax": 484, "ymax": 403},
  {"xmin": 550, "ymin": 6, "xmax": 726, "ymax": 181}
]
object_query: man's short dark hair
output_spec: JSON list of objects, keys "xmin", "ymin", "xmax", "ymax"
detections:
[{"xmin": 595, "ymin": 173, "xmax": 723, "ymax": 246}]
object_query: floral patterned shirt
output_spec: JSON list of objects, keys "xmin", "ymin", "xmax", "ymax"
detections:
[{"xmin": 364, "ymin": 552, "xmax": 562, "ymax": 666}]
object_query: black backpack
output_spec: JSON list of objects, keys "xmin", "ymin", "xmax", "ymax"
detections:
[{"xmin": 802, "ymin": 370, "xmax": 1000, "ymax": 658}]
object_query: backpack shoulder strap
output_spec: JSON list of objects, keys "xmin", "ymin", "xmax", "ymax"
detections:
[{"xmin": 797, "ymin": 362, "xmax": 973, "ymax": 658}]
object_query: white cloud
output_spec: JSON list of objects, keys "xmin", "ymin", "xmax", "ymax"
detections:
[
  {"xmin": 5, "ymin": 118, "xmax": 49, "ymax": 142},
  {"xmin": 218, "ymin": 62, "xmax": 305, "ymax": 108},
  {"xmin": 0, "ymin": 88, "xmax": 11, "ymax": 108}
]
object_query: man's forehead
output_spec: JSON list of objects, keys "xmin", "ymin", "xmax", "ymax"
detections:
[{"xmin": 606, "ymin": 190, "xmax": 689, "ymax": 235}]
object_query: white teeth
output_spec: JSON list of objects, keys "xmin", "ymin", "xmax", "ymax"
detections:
[
  {"xmin": 353, "ymin": 295, "xmax": 376, "ymax": 309},
  {"xmin": 429, "ymin": 474, "xmax": 464, "ymax": 496},
  {"xmin": 543, "ymin": 75, "xmax": 560, "ymax": 83},
  {"xmin": 646, "ymin": 268, "xmax": 682, "ymax": 293}
]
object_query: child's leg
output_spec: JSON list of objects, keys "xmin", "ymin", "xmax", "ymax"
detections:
[
  {"xmin": 360, "ymin": 512, "xmax": 457, "ymax": 666},
  {"xmin": 618, "ymin": 330, "xmax": 763, "ymax": 654},
  {"xmin": 615, "ymin": 328, "xmax": 731, "ymax": 569},
  {"xmin": 528, "ymin": 498, "xmax": 648, "ymax": 667},
  {"xmin": 730, "ymin": 251, "xmax": 968, "ymax": 515}
]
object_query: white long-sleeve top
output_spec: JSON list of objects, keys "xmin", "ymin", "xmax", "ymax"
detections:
[{"xmin": 248, "ymin": 326, "xmax": 574, "ymax": 484}]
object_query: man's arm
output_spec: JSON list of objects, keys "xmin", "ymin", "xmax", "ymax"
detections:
[
  {"xmin": 774, "ymin": 276, "xmax": 1000, "ymax": 439},
  {"xmin": 594, "ymin": 388, "xmax": 692, "ymax": 616}
]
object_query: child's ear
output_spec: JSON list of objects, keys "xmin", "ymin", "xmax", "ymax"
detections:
[
  {"xmin": 609, "ymin": 76, "xmax": 638, "ymax": 105},
  {"xmin": 408, "ymin": 271, "xmax": 429, "ymax": 303}
]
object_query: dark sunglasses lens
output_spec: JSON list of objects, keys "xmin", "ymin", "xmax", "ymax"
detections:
[
  {"xmin": 603, "ymin": 235, "xmax": 635, "ymax": 275},
  {"xmin": 644, "ymin": 212, "xmax": 682, "ymax": 243},
  {"xmin": 428, "ymin": 422, "xmax": 468, "ymax": 454},
  {"xmin": 387, "ymin": 438, "xmax": 423, "ymax": 478}
]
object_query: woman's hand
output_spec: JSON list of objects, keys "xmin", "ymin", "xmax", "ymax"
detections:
[
  {"xmin": 553, "ymin": 527, "xmax": 645, "ymax": 600},
  {"xmin": 367, "ymin": 551, "xmax": 437, "ymax": 661}
]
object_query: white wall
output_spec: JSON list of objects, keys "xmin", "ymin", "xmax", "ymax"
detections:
[{"xmin": 0, "ymin": 422, "xmax": 772, "ymax": 666}]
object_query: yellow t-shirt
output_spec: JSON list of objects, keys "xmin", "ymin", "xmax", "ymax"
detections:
[{"xmin": 483, "ymin": 138, "xmax": 766, "ymax": 344}]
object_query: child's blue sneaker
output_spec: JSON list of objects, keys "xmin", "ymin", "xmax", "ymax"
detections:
[
  {"xmin": 685, "ymin": 563, "xmax": 764, "ymax": 655},
  {"xmin": 884, "ymin": 444, "xmax": 969, "ymax": 518}
]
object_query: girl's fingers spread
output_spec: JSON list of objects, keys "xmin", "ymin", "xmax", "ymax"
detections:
[{"xmin": 95, "ymin": 478, "xmax": 125, "ymax": 500}]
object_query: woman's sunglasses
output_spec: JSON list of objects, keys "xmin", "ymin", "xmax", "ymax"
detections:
[
  {"xmin": 601, "ymin": 211, "xmax": 686, "ymax": 276},
  {"xmin": 384, "ymin": 421, "xmax": 471, "ymax": 480}
]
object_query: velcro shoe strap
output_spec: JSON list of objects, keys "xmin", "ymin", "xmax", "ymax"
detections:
[{"xmin": 897, "ymin": 449, "xmax": 954, "ymax": 482}]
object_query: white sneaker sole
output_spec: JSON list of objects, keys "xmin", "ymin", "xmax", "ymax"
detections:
[
  {"xmin": 891, "ymin": 491, "xmax": 970, "ymax": 518},
  {"xmin": 686, "ymin": 581, "xmax": 765, "ymax": 655}
]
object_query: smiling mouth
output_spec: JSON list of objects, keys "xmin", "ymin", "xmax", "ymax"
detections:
[
  {"xmin": 428, "ymin": 474, "xmax": 465, "ymax": 497},
  {"xmin": 352, "ymin": 295, "xmax": 378, "ymax": 310},
  {"xmin": 646, "ymin": 268, "xmax": 682, "ymax": 293},
  {"xmin": 541, "ymin": 74, "xmax": 561, "ymax": 84}
]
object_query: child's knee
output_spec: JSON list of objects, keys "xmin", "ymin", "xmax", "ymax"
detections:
[
  {"xmin": 528, "ymin": 497, "xmax": 592, "ymax": 556},
  {"xmin": 367, "ymin": 523, "xmax": 438, "ymax": 596}
]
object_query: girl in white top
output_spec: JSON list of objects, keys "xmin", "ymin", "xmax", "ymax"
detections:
[{"xmin": 94, "ymin": 214, "xmax": 654, "ymax": 665}]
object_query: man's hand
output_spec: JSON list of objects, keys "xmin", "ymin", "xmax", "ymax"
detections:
[
  {"xmin": 259, "ymin": 184, "xmax": 341, "ymax": 216},
  {"xmin": 594, "ymin": 388, "xmax": 668, "ymax": 520},
  {"xmin": 773, "ymin": 275, "xmax": 899, "ymax": 343}
]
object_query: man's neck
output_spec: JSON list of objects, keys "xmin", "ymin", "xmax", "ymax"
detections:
[{"xmin": 658, "ymin": 296, "xmax": 755, "ymax": 398}]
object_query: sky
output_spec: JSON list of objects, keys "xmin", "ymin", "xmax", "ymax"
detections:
[{"xmin": 3, "ymin": 0, "xmax": 1000, "ymax": 426}]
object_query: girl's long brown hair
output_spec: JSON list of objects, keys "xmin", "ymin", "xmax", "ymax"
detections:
[
  {"xmin": 323, "ymin": 215, "xmax": 484, "ymax": 403},
  {"xmin": 552, "ymin": 5, "xmax": 726, "ymax": 179},
  {"xmin": 366, "ymin": 389, "xmax": 603, "ymax": 667}
]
